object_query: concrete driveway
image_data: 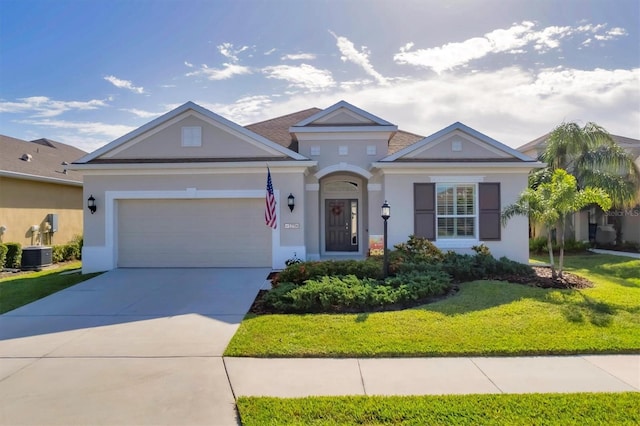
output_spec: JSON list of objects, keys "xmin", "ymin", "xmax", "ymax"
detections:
[{"xmin": 0, "ymin": 268, "xmax": 269, "ymax": 426}]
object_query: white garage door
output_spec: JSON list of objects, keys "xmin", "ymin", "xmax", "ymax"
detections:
[{"xmin": 117, "ymin": 199, "xmax": 272, "ymax": 267}]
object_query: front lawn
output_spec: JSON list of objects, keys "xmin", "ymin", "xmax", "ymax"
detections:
[
  {"xmin": 0, "ymin": 262, "xmax": 101, "ymax": 314},
  {"xmin": 225, "ymin": 254, "xmax": 640, "ymax": 357},
  {"xmin": 237, "ymin": 393, "xmax": 640, "ymax": 426}
]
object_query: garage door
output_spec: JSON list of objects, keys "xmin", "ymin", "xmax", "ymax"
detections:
[{"xmin": 117, "ymin": 199, "xmax": 272, "ymax": 267}]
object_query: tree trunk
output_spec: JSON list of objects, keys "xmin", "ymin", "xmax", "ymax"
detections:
[
  {"xmin": 558, "ymin": 218, "xmax": 565, "ymax": 279},
  {"xmin": 547, "ymin": 231, "xmax": 557, "ymax": 280}
]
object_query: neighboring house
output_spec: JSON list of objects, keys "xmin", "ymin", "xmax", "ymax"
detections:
[
  {"xmin": 72, "ymin": 101, "xmax": 543, "ymax": 273},
  {"xmin": 0, "ymin": 135, "xmax": 86, "ymax": 247},
  {"xmin": 518, "ymin": 134, "xmax": 640, "ymax": 245}
]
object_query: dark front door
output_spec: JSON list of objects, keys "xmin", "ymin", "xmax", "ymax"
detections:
[{"xmin": 325, "ymin": 199, "xmax": 358, "ymax": 252}]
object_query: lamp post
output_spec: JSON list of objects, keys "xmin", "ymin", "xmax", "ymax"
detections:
[{"xmin": 381, "ymin": 200, "xmax": 390, "ymax": 278}]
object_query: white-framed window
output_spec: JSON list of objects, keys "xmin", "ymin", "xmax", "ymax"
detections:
[
  {"xmin": 367, "ymin": 145, "xmax": 377, "ymax": 155},
  {"xmin": 436, "ymin": 183, "xmax": 476, "ymax": 239},
  {"xmin": 310, "ymin": 146, "xmax": 321, "ymax": 156},
  {"xmin": 338, "ymin": 146, "xmax": 348, "ymax": 155},
  {"xmin": 181, "ymin": 126, "xmax": 202, "ymax": 147}
]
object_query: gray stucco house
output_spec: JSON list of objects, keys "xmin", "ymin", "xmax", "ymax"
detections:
[{"xmin": 72, "ymin": 101, "xmax": 543, "ymax": 273}]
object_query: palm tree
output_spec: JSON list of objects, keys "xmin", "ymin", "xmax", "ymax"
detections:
[
  {"xmin": 530, "ymin": 122, "xmax": 639, "ymax": 244},
  {"xmin": 503, "ymin": 169, "xmax": 611, "ymax": 279}
]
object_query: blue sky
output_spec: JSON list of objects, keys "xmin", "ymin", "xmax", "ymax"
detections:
[{"xmin": 1, "ymin": 0, "xmax": 638, "ymax": 153}]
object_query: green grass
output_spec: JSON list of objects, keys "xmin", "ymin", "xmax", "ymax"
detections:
[
  {"xmin": 0, "ymin": 262, "xmax": 101, "ymax": 314},
  {"xmin": 237, "ymin": 393, "xmax": 640, "ymax": 425},
  {"xmin": 225, "ymin": 254, "xmax": 640, "ymax": 357}
]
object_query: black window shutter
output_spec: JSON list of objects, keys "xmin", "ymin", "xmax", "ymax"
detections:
[
  {"xmin": 414, "ymin": 183, "xmax": 435, "ymax": 241},
  {"xmin": 479, "ymin": 182, "xmax": 501, "ymax": 241}
]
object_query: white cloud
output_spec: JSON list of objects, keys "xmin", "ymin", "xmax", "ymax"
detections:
[
  {"xmin": 0, "ymin": 96, "xmax": 108, "ymax": 117},
  {"xmin": 393, "ymin": 21, "xmax": 624, "ymax": 73},
  {"xmin": 330, "ymin": 31, "xmax": 388, "ymax": 85},
  {"xmin": 104, "ymin": 75, "xmax": 145, "ymax": 94},
  {"xmin": 262, "ymin": 64, "xmax": 336, "ymax": 92},
  {"xmin": 243, "ymin": 66, "xmax": 640, "ymax": 148},
  {"xmin": 264, "ymin": 48, "xmax": 277, "ymax": 55},
  {"xmin": 595, "ymin": 27, "xmax": 628, "ymax": 41},
  {"xmin": 16, "ymin": 118, "xmax": 136, "ymax": 151},
  {"xmin": 218, "ymin": 42, "xmax": 249, "ymax": 62},
  {"xmin": 121, "ymin": 108, "xmax": 162, "ymax": 118},
  {"xmin": 186, "ymin": 63, "xmax": 252, "ymax": 80},
  {"xmin": 281, "ymin": 53, "xmax": 317, "ymax": 61},
  {"xmin": 184, "ymin": 61, "xmax": 194, "ymax": 68}
]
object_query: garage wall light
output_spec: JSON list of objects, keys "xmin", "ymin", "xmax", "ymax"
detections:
[
  {"xmin": 287, "ymin": 193, "xmax": 295, "ymax": 212},
  {"xmin": 88, "ymin": 195, "xmax": 97, "ymax": 214}
]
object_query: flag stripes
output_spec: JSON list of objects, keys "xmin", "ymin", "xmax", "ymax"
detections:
[{"xmin": 265, "ymin": 167, "xmax": 277, "ymax": 229}]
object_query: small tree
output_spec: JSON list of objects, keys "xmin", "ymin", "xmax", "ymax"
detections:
[{"xmin": 503, "ymin": 169, "xmax": 611, "ymax": 279}]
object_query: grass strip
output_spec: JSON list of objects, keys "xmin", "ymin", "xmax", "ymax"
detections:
[
  {"xmin": 0, "ymin": 262, "xmax": 101, "ymax": 314},
  {"xmin": 237, "ymin": 392, "xmax": 640, "ymax": 425}
]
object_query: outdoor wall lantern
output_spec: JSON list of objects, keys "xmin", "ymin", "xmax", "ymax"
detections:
[
  {"xmin": 287, "ymin": 193, "xmax": 295, "ymax": 212},
  {"xmin": 87, "ymin": 195, "xmax": 97, "ymax": 214},
  {"xmin": 381, "ymin": 200, "xmax": 391, "ymax": 277}
]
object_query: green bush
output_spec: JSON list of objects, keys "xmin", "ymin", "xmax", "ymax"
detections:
[
  {"xmin": 391, "ymin": 235, "xmax": 444, "ymax": 268},
  {"xmin": 52, "ymin": 245, "xmax": 66, "ymax": 263},
  {"xmin": 0, "ymin": 244, "xmax": 7, "ymax": 269},
  {"xmin": 4, "ymin": 243, "xmax": 21, "ymax": 269},
  {"xmin": 265, "ymin": 273, "xmax": 450, "ymax": 314},
  {"xmin": 529, "ymin": 237, "xmax": 589, "ymax": 254},
  {"xmin": 274, "ymin": 258, "xmax": 383, "ymax": 286}
]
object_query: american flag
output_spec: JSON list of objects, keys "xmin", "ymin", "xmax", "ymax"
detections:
[{"xmin": 265, "ymin": 167, "xmax": 277, "ymax": 229}]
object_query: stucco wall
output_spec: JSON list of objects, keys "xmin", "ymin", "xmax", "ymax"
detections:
[
  {"xmin": 110, "ymin": 115, "xmax": 274, "ymax": 159},
  {"xmin": 382, "ymin": 170, "xmax": 531, "ymax": 263},
  {"xmin": 410, "ymin": 133, "xmax": 510, "ymax": 160},
  {"xmin": 0, "ymin": 176, "xmax": 83, "ymax": 246},
  {"xmin": 82, "ymin": 168, "xmax": 305, "ymax": 270}
]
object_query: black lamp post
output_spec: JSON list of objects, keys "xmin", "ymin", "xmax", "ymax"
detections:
[
  {"xmin": 381, "ymin": 200, "xmax": 390, "ymax": 277},
  {"xmin": 88, "ymin": 195, "xmax": 96, "ymax": 214}
]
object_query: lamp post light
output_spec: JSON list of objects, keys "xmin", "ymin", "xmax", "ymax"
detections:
[{"xmin": 381, "ymin": 200, "xmax": 390, "ymax": 278}]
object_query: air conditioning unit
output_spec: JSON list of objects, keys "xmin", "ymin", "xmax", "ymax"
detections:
[{"xmin": 21, "ymin": 246, "xmax": 53, "ymax": 271}]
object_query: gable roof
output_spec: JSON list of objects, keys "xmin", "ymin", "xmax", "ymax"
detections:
[
  {"xmin": 292, "ymin": 100, "xmax": 396, "ymax": 128},
  {"xmin": 0, "ymin": 134, "xmax": 86, "ymax": 185},
  {"xmin": 247, "ymin": 104, "xmax": 422, "ymax": 155},
  {"xmin": 382, "ymin": 122, "xmax": 536, "ymax": 162},
  {"xmin": 75, "ymin": 101, "xmax": 307, "ymax": 164}
]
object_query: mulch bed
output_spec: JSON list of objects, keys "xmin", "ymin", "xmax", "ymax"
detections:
[{"xmin": 248, "ymin": 266, "xmax": 594, "ymax": 315}]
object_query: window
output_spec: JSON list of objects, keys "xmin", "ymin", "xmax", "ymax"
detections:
[
  {"xmin": 414, "ymin": 182, "xmax": 501, "ymax": 242},
  {"xmin": 181, "ymin": 126, "xmax": 202, "ymax": 147},
  {"xmin": 436, "ymin": 184, "xmax": 476, "ymax": 239}
]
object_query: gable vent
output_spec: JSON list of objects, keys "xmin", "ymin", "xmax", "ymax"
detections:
[{"xmin": 21, "ymin": 153, "xmax": 33, "ymax": 162}]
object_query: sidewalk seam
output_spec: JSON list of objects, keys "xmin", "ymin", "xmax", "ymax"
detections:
[
  {"xmin": 356, "ymin": 359, "xmax": 368, "ymax": 395},
  {"xmin": 580, "ymin": 355, "xmax": 640, "ymax": 390},
  {"xmin": 469, "ymin": 358, "xmax": 504, "ymax": 393}
]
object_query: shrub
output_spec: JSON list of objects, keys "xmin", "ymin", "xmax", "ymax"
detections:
[
  {"xmin": 388, "ymin": 235, "xmax": 443, "ymax": 274},
  {"xmin": 0, "ymin": 244, "xmax": 7, "ymax": 269},
  {"xmin": 265, "ymin": 273, "xmax": 450, "ymax": 313},
  {"xmin": 274, "ymin": 258, "xmax": 383, "ymax": 286},
  {"xmin": 529, "ymin": 237, "xmax": 589, "ymax": 254},
  {"xmin": 52, "ymin": 245, "xmax": 66, "ymax": 263},
  {"xmin": 4, "ymin": 243, "xmax": 21, "ymax": 269}
]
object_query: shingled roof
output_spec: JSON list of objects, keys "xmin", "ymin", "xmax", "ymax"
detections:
[
  {"xmin": 245, "ymin": 108, "xmax": 424, "ymax": 155},
  {"xmin": 0, "ymin": 135, "xmax": 86, "ymax": 185}
]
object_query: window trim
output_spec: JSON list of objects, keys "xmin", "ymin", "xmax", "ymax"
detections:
[
  {"xmin": 435, "ymin": 182, "xmax": 478, "ymax": 241},
  {"xmin": 181, "ymin": 126, "xmax": 202, "ymax": 147}
]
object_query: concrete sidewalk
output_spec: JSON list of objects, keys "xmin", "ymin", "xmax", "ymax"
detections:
[{"xmin": 225, "ymin": 355, "xmax": 640, "ymax": 397}]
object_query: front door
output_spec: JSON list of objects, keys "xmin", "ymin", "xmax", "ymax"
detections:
[{"xmin": 325, "ymin": 199, "xmax": 358, "ymax": 252}]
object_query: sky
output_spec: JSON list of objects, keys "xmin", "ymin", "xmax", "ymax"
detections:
[{"xmin": 1, "ymin": 0, "xmax": 639, "ymax": 153}]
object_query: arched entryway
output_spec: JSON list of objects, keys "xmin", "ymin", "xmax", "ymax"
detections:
[{"xmin": 320, "ymin": 174, "xmax": 365, "ymax": 255}]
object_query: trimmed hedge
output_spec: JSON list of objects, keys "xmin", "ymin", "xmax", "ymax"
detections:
[
  {"xmin": 4, "ymin": 243, "xmax": 21, "ymax": 269},
  {"xmin": 52, "ymin": 235, "xmax": 83, "ymax": 263},
  {"xmin": 0, "ymin": 244, "xmax": 7, "ymax": 269}
]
